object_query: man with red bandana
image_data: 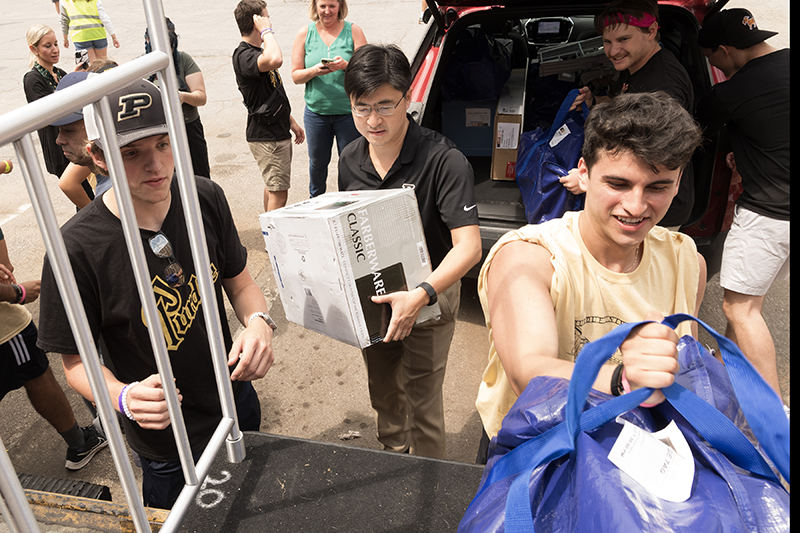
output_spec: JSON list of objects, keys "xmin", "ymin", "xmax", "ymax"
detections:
[{"xmin": 564, "ymin": 0, "xmax": 695, "ymax": 230}]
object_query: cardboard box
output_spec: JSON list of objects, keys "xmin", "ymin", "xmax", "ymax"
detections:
[
  {"xmin": 259, "ymin": 189, "xmax": 441, "ymax": 349},
  {"xmin": 441, "ymin": 100, "xmax": 496, "ymax": 157},
  {"xmin": 491, "ymin": 68, "xmax": 527, "ymax": 181}
]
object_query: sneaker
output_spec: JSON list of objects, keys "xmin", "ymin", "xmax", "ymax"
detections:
[{"xmin": 65, "ymin": 424, "xmax": 108, "ymax": 470}]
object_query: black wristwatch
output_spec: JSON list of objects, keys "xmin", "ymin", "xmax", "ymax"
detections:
[{"xmin": 416, "ymin": 282, "xmax": 437, "ymax": 306}]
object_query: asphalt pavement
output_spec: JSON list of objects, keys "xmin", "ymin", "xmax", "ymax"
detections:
[{"xmin": 0, "ymin": 0, "xmax": 789, "ymax": 530}]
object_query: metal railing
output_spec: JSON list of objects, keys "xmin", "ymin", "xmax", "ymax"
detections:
[{"xmin": 0, "ymin": 1, "xmax": 246, "ymax": 531}]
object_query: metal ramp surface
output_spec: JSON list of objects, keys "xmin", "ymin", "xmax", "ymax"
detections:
[{"xmin": 178, "ymin": 433, "xmax": 484, "ymax": 533}]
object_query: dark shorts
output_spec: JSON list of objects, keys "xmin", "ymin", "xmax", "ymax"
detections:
[{"xmin": 1, "ymin": 321, "xmax": 49, "ymax": 400}]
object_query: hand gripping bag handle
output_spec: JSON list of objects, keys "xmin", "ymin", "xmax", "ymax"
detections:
[
  {"xmin": 496, "ymin": 315, "xmax": 788, "ymax": 533},
  {"xmin": 566, "ymin": 314, "xmax": 788, "ymax": 482},
  {"xmin": 516, "ymin": 89, "xmax": 588, "ymax": 176}
]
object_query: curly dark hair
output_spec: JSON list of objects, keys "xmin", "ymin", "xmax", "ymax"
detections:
[{"xmin": 582, "ymin": 92, "xmax": 703, "ymax": 173}]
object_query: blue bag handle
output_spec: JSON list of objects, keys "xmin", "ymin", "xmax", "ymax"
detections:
[
  {"xmin": 488, "ymin": 315, "xmax": 789, "ymax": 533},
  {"xmin": 517, "ymin": 89, "xmax": 588, "ymax": 176},
  {"xmin": 566, "ymin": 313, "xmax": 788, "ymax": 481}
]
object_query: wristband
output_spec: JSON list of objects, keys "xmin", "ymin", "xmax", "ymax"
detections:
[
  {"xmin": 610, "ymin": 364, "xmax": 624, "ymax": 396},
  {"xmin": 621, "ymin": 368, "xmax": 658, "ymax": 408},
  {"xmin": 260, "ymin": 28, "xmax": 274, "ymax": 39},
  {"xmin": 10, "ymin": 283, "xmax": 23, "ymax": 304},
  {"xmin": 118, "ymin": 381, "xmax": 140, "ymax": 421},
  {"xmin": 19, "ymin": 284, "xmax": 26, "ymax": 304}
]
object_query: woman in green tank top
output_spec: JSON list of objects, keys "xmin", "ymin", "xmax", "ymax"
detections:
[{"xmin": 291, "ymin": 0, "xmax": 367, "ymax": 197}]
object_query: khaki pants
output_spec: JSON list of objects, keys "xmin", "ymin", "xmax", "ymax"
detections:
[{"xmin": 361, "ymin": 281, "xmax": 461, "ymax": 459}]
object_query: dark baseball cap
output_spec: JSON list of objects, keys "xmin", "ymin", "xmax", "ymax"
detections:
[
  {"xmin": 92, "ymin": 79, "xmax": 169, "ymax": 149},
  {"xmin": 52, "ymin": 71, "xmax": 90, "ymax": 126},
  {"xmin": 698, "ymin": 8, "xmax": 778, "ymax": 49}
]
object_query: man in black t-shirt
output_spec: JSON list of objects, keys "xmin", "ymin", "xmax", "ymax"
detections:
[
  {"xmin": 37, "ymin": 79, "xmax": 277, "ymax": 509},
  {"xmin": 696, "ymin": 9, "xmax": 789, "ymax": 398},
  {"xmin": 565, "ymin": 0, "xmax": 695, "ymax": 228},
  {"xmin": 232, "ymin": 0, "xmax": 304, "ymax": 212},
  {"xmin": 338, "ymin": 44, "xmax": 481, "ymax": 459}
]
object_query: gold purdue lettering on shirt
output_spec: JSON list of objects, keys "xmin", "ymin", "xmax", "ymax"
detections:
[{"xmin": 141, "ymin": 263, "xmax": 219, "ymax": 350}]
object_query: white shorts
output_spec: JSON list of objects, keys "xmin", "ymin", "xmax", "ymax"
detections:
[{"xmin": 719, "ymin": 205, "xmax": 790, "ymax": 296}]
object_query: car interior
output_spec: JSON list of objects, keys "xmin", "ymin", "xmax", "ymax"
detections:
[{"xmin": 418, "ymin": 6, "xmax": 718, "ymax": 231}]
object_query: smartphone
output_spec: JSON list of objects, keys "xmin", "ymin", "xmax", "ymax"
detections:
[
  {"xmin": 75, "ymin": 49, "xmax": 89, "ymax": 68},
  {"xmin": 321, "ymin": 58, "xmax": 336, "ymax": 65}
]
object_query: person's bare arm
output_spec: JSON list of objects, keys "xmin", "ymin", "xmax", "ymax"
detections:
[
  {"xmin": 254, "ymin": 14, "xmax": 283, "ymax": 73},
  {"xmin": 222, "ymin": 266, "xmax": 275, "ymax": 382},
  {"xmin": 486, "ymin": 240, "xmax": 568, "ymax": 395},
  {"xmin": 61, "ymin": 353, "xmax": 177, "ymax": 430},
  {"xmin": 290, "ymin": 26, "xmax": 330, "ymax": 84},
  {"xmin": 179, "ymin": 71, "xmax": 207, "ymax": 107},
  {"xmin": 58, "ymin": 163, "xmax": 93, "ymax": 209},
  {"xmin": 486, "ymin": 240, "xmax": 680, "ymax": 403}
]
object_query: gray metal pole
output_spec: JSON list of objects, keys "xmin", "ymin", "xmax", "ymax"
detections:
[
  {"xmin": 141, "ymin": 0, "xmax": 246, "ymax": 465},
  {"xmin": 13, "ymin": 133, "xmax": 153, "ymax": 533},
  {"xmin": 0, "ymin": 436, "xmax": 41, "ymax": 533}
]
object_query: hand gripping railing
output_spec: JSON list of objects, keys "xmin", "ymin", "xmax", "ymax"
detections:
[{"xmin": 0, "ymin": 1, "xmax": 245, "ymax": 531}]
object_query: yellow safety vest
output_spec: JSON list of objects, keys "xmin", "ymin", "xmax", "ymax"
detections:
[{"xmin": 65, "ymin": 0, "xmax": 106, "ymax": 43}]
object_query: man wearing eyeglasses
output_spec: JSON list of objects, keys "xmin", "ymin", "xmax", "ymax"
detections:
[
  {"xmin": 36, "ymin": 79, "xmax": 276, "ymax": 509},
  {"xmin": 337, "ymin": 44, "xmax": 481, "ymax": 459}
]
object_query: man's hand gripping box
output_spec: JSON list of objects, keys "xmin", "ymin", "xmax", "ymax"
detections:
[{"xmin": 259, "ymin": 189, "xmax": 441, "ymax": 348}]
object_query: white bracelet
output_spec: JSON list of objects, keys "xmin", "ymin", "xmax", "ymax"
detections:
[
  {"xmin": 121, "ymin": 381, "xmax": 140, "ymax": 421},
  {"xmin": 260, "ymin": 27, "xmax": 274, "ymax": 39}
]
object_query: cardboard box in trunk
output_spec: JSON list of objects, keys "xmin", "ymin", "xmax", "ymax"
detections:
[
  {"xmin": 259, "ymin": 189, "xmax": 440, "ymax": 349},
  {"xmin": 491, "ymin": 68, "xmax": 527, "ymax": 181}
]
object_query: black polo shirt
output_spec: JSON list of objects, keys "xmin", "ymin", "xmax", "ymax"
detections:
[{"xmin": 338, "ymin": 116, "xmax": 479, "ymax": 269}]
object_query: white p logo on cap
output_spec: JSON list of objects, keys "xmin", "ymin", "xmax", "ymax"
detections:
[{"xmin": 117, "ymin": 93, "xmax": 153, "ymax": 121}]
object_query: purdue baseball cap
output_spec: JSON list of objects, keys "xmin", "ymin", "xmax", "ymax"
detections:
[
  {"xmin": 52, "ymin": 71, "xmax": 90, "ymax": 126},
  {"xmin": 698, "ymin": 8, "xmax": 778, "ymax": 49},
  {"xmin": 91, "ymin": 79, "xmax": 169, "ymax": 149}
]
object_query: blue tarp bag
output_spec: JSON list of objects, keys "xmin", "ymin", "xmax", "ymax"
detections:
[
  {"xmin": 515, "ymin": 89, "xmax": 587, "ymax": 225},
  {"xmin": 459, "ymin": 314, "xmax": 789, "ymax": 533}
]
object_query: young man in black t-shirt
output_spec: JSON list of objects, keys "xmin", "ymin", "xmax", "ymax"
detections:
[
  {"xmin": 37, "ymin": 79, "xmax": 277, "ymax": 509},
  {"xmin": 696, "ymin": 9, "xmax": 789, "ymax": 398},
  {"xmin": 337, "ymin": 44, "xmax": 481, "ymax": 459},
  {"xmin": 565, "ymin": 0, "xmax": 695, "ymax": 228},
  {"xmin": 232, "ymin": 0, "xmax": 304, "ymax": 212}
]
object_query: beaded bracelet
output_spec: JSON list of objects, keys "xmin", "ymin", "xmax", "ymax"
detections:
[
  {"xmin": 118, "ymin": 381, "xmax": 140, "ymax": 421},
  {"xmin": 620, "ymin": 368, "xmax": 658, "ymax": 408}
]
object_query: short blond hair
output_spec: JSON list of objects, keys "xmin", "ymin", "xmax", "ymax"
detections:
[
  {"xmin": 26, "ymin": 24, "xmax": 56, "ymax": 69},
  {"xmin": 309, "ymin": 0, "xmax": 348, "ymax": 22}
]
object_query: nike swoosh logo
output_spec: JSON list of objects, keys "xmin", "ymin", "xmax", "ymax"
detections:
[{"xmin": 463, "ymin": 204, "xmax": 477, "ymax": 211}]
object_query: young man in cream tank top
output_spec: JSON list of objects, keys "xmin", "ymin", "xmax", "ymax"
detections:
[{"xmin": 476, "ymin": 92, "xmax": 707, "ymax": 447}]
